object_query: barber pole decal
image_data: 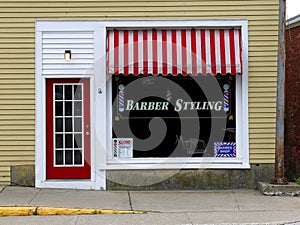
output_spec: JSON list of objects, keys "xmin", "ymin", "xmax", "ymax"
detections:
[
  {"xmin": 113, "ymin": 139, "xmax": 118, "ymax": 157},
  {"xmin": 118, "ymin": 84, "xmax": 125, "ymax": 112},
  {"xmin": 166, "ymin": 89, "xmax": 172, "ymax": 102},
  {"xmin": 223, "ymin": 84, "xmax": 230, "ymax": 112},
  {"xmin": 214, "ymin": 142, "xmax": 236, "ymax": 157}
]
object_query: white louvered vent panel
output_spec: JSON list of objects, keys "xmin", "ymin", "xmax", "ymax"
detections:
[{"xmin": 42, "ymin": 32, "xmax": 94, "ymax": 76}]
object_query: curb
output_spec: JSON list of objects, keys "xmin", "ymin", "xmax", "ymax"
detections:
[
  {"xmin": 0, "ymin": 207, "xmax": 146, "ymax": 217},
  {"xmin": 258, "ymin": 182, "xmax": 300, "ymax": 196}
]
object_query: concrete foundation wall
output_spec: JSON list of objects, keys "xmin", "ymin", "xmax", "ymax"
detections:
[
  {"xmin": 10, "ymin": 164, "xmax": 274, "ymax": 190},
  {"xmin": 10, "ymin": 165, "xmax": 35, "ymax": 187},
  {"xmin": 107, "ymin": 164, "xmax": 274, "ymax": 190}
]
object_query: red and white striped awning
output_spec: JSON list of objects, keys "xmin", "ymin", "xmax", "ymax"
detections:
[{"xmin": 107, "ymin": 28, "xmax": 242, "ymax": 75}]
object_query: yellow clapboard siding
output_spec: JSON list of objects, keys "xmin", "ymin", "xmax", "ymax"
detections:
[
  {"xmin": 0, "ymin": 128, "xmax": 34, "ymax": 133},
  {"xmin": 250, "ymin": 159, "xmax": 274, "ymax": 164},
  {"xmin": 0, "ymin": 23, "xmax": 34, "ymax": 28},
  {"xmin": 250, "ymin": 143, "xmax": 275, "ymax": 149},
  {"xmin": 0, "ymin": 115, "xmax": 34, "ymax": 120},
  {"xmin": 0, "ymin": 145, "xmax": 35, "ymax": 150},
  {"xmin": 0, "ymin": 151, "xmax": 34, "ymax": 157},
  {"xmin": 0, "ymin": 95, "xmax": 35, "ymax": 100},
  {"xmin": 0, "ymin": 161, "xmax": 34, "ymax": 167},
  {"xmin": 0, "ymin": 105, "xmax": 34, "ymax": 110},
  {"xmin": 249, "ymin": 36, "xmax": 278, "ymax": 41},
  {"xmin": 249, "ymin": 99, "xmax": 276, "ymax": 103},
  {"xmin": 250, "ymin": 148, "xmax": 275, "ymax": 154},
  {"xmin": 0, "ymin": 100, "xmax": 34, "ymax": 105},
  {"xmin": 0, "ymin": 32, "xmax": 35, "ymax": 38},
  {"xmin": 0, "ymin": 89, "xmax": 35, "ymax": 95},
  {"xmin": 249, "ymin": 87, "xmax": 277, "ymax": 93},
  {"xmin": 250, "ymin": 138, "xmax": 275, "ymax": 144},
  {"xmin": 249, "ymin": 103, "xmax": 276, "ymax": 108},
  {"xmin": 0, "ymin": 1, "xmax": 279, "ymax": 6},
  {"xmin": 0, "ymin": 79, "xmax": 34, "ymax": 84},
  {"xmin": 0, "ymin": 28, "xmax": 34, "ymax": 33},
  {"xmin": 0, "ymin": 59, "xmax": 34, "ymax": 64},
  {"xmin": 0, "ymin": 141, "xmax": 34, "ymax": 146},
  {"xmin": 248, "ymin": 77, "xmax": 277, "ymax": 82},
  {"xmin": 249, "ymin": 62, "xmax": 278, "ymax": 68},
  {"xmin": 0, "ymin": 48, "xmax": 34, "ymax": 53},
  {"xmin": 0, "ymin": 111, "xmax": 35, "ymax": 117},
  {"xmin": 249, "ymin": 82, "xmax": 277, "ymax": 88},
  {"xmin": 0, "ymin": 53, "xmax": 33, "ymax": 58},
  {"xmin": 248, "ymin": 52, "xmax": 277, "ymax": 58},
  {"xmin": 250, "ymin": 156, "xmax": 275, "ymax": 161},
  {"xmin": 250, "ymin": 154, "xmax": 275, "ymax": 159},
  {"xmin": 0, "ymin": 171, "xmax": 9, "ymax": 177},
  {"xmin": 249, "ymin": 113, "xmax": 276, "ymax": 118},
  {"xmin": 0, "ymin": 136, "xmax": 35, "ymax": 142},
  {"xmin": 0, "ymin": 0, "xmax": 279, "ymax": 183},
  {"xmin": 0, "ymin": 174, "xmax": 10, "ymax": 185},
  {"xmin": 0, "ymin": 158, "xmax": 34, "ymax": 164},
  {"xmin": 0, "ymin": 84, "xmax": 34, "ymax": 90},
  {"xmin": 249, "ymin": 118, "xmax": 276, "ymax": 124},
  {"xmin": 0, "ymin": 69, "xmax": 34, "ymax": 74},
  {"xmin": 0, "ymin": 177, "xmax": 10, "ymax": 185},
  {"xmin": 249, "ymin": 60, "xmax": 277, "ymax": 65},
  {"xmin": 0, "ymin": 130, "xmax": 35, "ymax": 136},
  {"xmin": 0, "ymin": 7, "xmax": 279, "ymax": 14},
  {"xmin": 249, "ymin": 42, "xmax": 278, "ymax": 47},
  {"xmin": 250, "ymin": 128, "xmax": 276, "ymax": 134},
  {"xmin": 0, "ymin": 119, "xmax": 34, "ymax": 124},
  {"xmin": 0, "ymin": 175, "xmax": 9, "ymax": 183},
  {"xmin": 249, "ymin": 133, "xmax": 276, "ymax": 139},
  {"xmin": 249, "ymin": 123, "xmax": 276, "ymax": 129},
  {"xmin": 0, "ymin": 44, "xmax": 34, "ymax": 49},
  {"xmin": 249, "ymin": 72, "xmax": 278, "ymax": 77}
]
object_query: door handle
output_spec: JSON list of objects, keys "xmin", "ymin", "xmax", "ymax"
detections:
[{"xmin": 86, "ymin": 131, "xmax": 90, "ymax": 136}]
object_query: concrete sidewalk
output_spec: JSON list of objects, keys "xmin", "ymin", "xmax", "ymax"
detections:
[{"xmin": 0, "ymin": 186, "xmax": 300, "ymax": 225}]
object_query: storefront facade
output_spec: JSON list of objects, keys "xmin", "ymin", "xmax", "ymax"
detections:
[
  {"xmin": 35, "ymin": 20, "xmax": 249, "ymax": 189},
  {"xmin": 0, "ymin": 1, "xmax": 279, "ymax": 189}
]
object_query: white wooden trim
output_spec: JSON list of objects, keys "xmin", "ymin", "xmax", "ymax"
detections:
[
  {"xmin": 35, "ymin": 28, "xmax": 44, "ymax": 188},
  {"xmin": 36, "ymin": 20, "xmax": 248, "ymax": 30},
  {"xmin": 103, "ymin": 20, "xmax": 249, "ymax": 169},
  {"xmin": 241, "ymin": 22, "xmax": 250, "ymax": 168},
  {"xmin": 35, "ymin": 21, "xmax": 106, "ymax": 189},
  {"xmin": 93, "ymin": 27, "xmax": 107, "ymax": 188}
]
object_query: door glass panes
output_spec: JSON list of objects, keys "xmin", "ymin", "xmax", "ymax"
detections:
[{"xmin": 53, "ymin": 84, "xmax": 84, "ymax": 166}]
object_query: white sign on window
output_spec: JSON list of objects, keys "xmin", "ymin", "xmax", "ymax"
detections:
[{"xmin": 112, "ymin": 138, "xmax": 133, "ymax": 158}]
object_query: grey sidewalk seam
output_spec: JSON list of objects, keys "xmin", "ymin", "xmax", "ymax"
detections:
[
  {"xmin": 26, "ymin": 188, "xmax": 42, "ymax": 207},
  {"xmin": 0, "ymin": 186, "xmax": 6, "ymax": 194}
]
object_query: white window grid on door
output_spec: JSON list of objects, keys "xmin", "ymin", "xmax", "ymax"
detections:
[{"xmin": 53, "ymin": 83, "xmax": 85, "ymax": 167}]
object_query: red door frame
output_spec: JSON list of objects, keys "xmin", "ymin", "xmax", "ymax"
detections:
[{"xmin": 46, "ymin": 78, "xmax": 91, "ymax": 179}]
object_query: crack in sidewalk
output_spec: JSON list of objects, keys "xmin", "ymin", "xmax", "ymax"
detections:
[
  {"xmin": 127, "ymin": 191, "xmax": 133, "ymax": 211},
  {"xmin": 232, "ymin": 191, "xmax": 240, "ymax": 211},
  {"xmin": 0, "ymin": 186, "xmax": 6, "ymax": 193}
]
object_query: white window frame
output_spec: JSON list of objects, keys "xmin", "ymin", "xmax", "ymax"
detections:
[
  {"xmin": 35, "ymin": 20, "xmax": 249, "ymax": 190},
  {"xmin": 104, "ymin": 20, "xmax": 249, "ymax": 170},
  {"xmin": 53, "ymin": 83, "xmax": 85, "ymax": 167}
]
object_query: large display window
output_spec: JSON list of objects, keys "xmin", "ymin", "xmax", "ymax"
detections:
[{"xmin": 112, "ymin": 74, "xmax": 236, "ymax": 159}]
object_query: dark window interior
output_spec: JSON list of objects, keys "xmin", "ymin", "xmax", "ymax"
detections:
[{"xmin": 112, "ymin": 74, "xmax": 236, "ymax": 158}]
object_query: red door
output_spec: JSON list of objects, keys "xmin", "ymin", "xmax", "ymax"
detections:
[{"xmin": 46, "ymin": 78, "xmax": 90, "ymax": 179}]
